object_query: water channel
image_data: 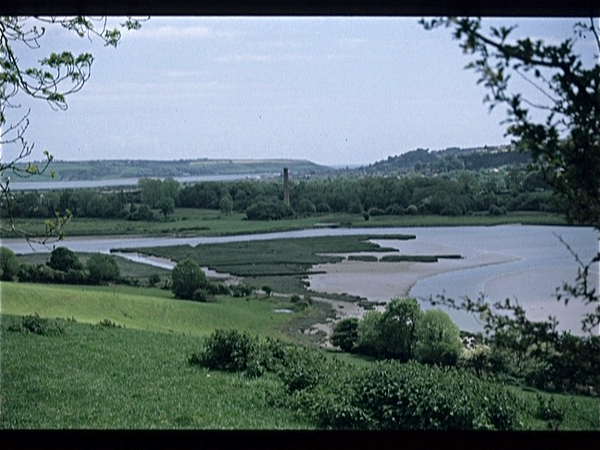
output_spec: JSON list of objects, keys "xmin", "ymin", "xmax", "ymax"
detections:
[{"xmin": 2, "ymin": 225, "xmax": 598, "ymax": 335}]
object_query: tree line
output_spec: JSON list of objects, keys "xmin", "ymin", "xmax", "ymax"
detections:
[{"xmin": 2, "ymin": 166, "xmax": 558, "ymax": 223}]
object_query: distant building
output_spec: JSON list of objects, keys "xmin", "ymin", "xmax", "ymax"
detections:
[{"xmin": 283, "ymin": 167, "xmax": 290, "ymax": 206}]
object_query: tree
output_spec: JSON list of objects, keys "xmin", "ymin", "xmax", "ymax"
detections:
[
  {"xmin": 330, "ymin": 317, "xmax": 359, "ymax": 352},
  {"xmin": 219, "ymin": 194, "xmax": 234, "ymax": 216},
  {"xmin": 354, "ymin": 310, "xmax": 383, "ymax": 357},
  {"xmin": 157, "ymin": 196, "xmax": 175, "ymax": 218},
  {"xmin": 414, "ymin": 309, "xmax": 463, "ymax": 366},
  {"xmin": 47, "ymin": 246, "xmax": 83, "ymax": 272},
  {"xmin": 171, "ymin": 258, "xmax": 208, "ymax": 300},
  {"xmin": 0, "ymin": 247, "xmax": 21, "ymax": 281},
  {"xmin": 422, "ymin": 17, "xmax": 599, "ymax": 336},
  {"xmin": 1, "ymin": 16, "xmax": 142, "ymax": 242},
  {"xmin": 86, "ymin": 253, "xmax": 120, "ymax": 284},
  {"xmin": 377, "ymin": 298, "xmax": 424, "ymax": 361}
]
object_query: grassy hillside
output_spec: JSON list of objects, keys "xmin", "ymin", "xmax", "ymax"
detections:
[
  {"xmin": 0, "ymin": 282, "xmax": 299, "ymax": 339},
  {"xmin": 2, "ymin": 282, "xmax": 598, "ymax": 430},
  {"xmin": 12, "ymin": 158, "xmax": 333, "ymax": 182},
  {"xmin": 1, "ymin": 315, "xmax": 308, "ymax": 429}
]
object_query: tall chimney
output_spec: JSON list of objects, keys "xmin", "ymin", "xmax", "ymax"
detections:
[{"xmin": 283, "ymin": 167, "xmax": 290, "ymax": 206}]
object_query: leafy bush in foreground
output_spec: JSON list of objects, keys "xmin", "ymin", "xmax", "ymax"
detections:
[
  {"xmin": 190, "ymin": 329, "xmax": 258, "ymax": 373},
  {"xmin": 191, "ymin": 329, "xmax": 519, "ymax": 430},
  {"xmin": 344, "ymin": 361, "xmax": 518, "ymax": 430}
]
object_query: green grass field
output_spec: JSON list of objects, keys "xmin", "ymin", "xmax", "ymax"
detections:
[
  {"xmin": 1, "ymin": 282, "xmax": 598, "ymax": 430},
  {"xmin": 0, "ymin": 209, "xmax": 567, "ymax": 238},
  {"xmin": 0, "ymin": 315, "xmax": 309, "ymax": 429},
  {"xmin": 0, "ymin": 282, "xmax": 300, "ymax": 338}
]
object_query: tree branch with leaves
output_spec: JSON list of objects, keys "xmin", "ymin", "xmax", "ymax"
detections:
[
  {"xmin": 421, "ymin": 17, "xmax": 599, "ymax": 340},
  {"xmin": 0, "ymin": 16, "xmax": 144, "ymax": 243}
]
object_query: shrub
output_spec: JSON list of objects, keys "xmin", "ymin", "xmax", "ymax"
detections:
[
  {"xmin": 488, "ymin": 204, "xmax": 506, "ymax": 216},
  {"xmin": 245, "ymin": 200, "xmax": 294, "ymax": 220},
  {"xmin": 87, "ymin": 253, "xmax": 120, "ymax": 284},
  {"xmin": 97, "ymin": 319, "xmax": 121, "ymax": 328},
  {"xmin": 171, "ymin": 258, "xmax": 208, "ymax": 300},
  {"xmin": 414, "ymin": 309, "xmax": 463, "ymax": 366},
  {"xmin": 0, "ymin": 247, "xmax": 21, "ymax": 281},
  {"xmin": 330, "ymin": 318, "xmax": 359, "ymax": 352},
  {"xmin": 290, "ymin": 293, "xmax": 310, "ymax": 311},
  {"xmin": 191, "ymin": 329, "xmax": 258, "ymax": 372},
  {"xmin": 17, "ymin": 263, "xmax": 57, "ymax": 283},
  {"xmin": 193, "ymin": 288, "xmax": 216, "ymax": 302},
  {"xmin": 148, "ymin": 273, "xmax": 161, "ymax": 286},
  {"xmin": 127, "ymin": 204, "xmax": 155, "ymax": 221},
  {"xmin": 352, "ymin": 361, "xmax": 518, "ymax": 430},
  {"xmin": 47, "ymin": 247, "xmax": 83, "ymax": 272},
  {"xmin": 231, "ymin": 283, "xmax": 253, "ymax": 297},
  {"xmin": 8, "ymin": 314, "xmax": 64, "ymax": 336}
]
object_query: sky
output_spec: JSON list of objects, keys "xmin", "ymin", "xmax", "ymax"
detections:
[{"xmin": 5, "ymin": 16, "xmax": 599, "ymax": 167}]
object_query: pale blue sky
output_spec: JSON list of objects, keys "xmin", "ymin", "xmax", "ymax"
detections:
[{"xmin": 6, "ymin": 17, "xmax": 598, "ymax": 166}]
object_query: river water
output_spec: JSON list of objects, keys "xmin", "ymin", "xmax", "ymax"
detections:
[
  {"xmin": 2, "ymin": 225, "xmax": 598, "ymax": 334},
  {"xmin": 8, "ymin": 173, "xmax": 276, "ymax": 191}
]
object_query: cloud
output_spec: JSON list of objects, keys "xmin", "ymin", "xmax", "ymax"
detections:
[{"xmin": 128, "ymin": 25, "xmax": 243, "ymax": 41}]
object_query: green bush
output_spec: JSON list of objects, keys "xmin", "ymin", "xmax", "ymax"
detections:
[
  {"xmin": 191, "ymin": 329, "xmax": 258, "ymax": 373},
  {"xmin": 97, "ymin": 319, "xmax": 121, "ymax": 328},
  {"xmin": 413, "ymin": 309, "xmax": 463, "ymax": 366},
  {"xmin": 47, "ymin": 247, "xmax": 83, "ymax": 272},
  {"xmin": 231, "ymin": 283, "xmax": 253, "ymax": 297},
  {"xmin": 330, "ymin": 318, "xmax": 359, "ymax": 352},
  {"xmin": 87, "ymin": 253, "xmax": 120, "ymax": 284},
  {"xmin": 351, "ymin": 361, "xmax": 518, "ymax": 430},
  {"xmin": 8, "ymin": 314, "xmax": 64, "ymax": 336},
  {"xmin": 171, "ymin": 258, "xmax": 207, "ymax": 300},
  {"xmin": 147, "ymin": 273, "xmax": 161, "ymax": 286},
  {"xmin": 192, "ymin": 287, "xmax": 217, "ymax": 302},
  {"xmin": 0, "ymin": 247, "xmax": 21, "ymax": 281}
]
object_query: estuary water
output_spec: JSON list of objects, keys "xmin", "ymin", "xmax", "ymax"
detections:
[{"xmin": 2, "ymin": 225, "xmax": 598, "ymax": 334}]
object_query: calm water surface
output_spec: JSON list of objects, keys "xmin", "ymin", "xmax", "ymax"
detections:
[{"xmin": 3, "ymin": 225, "xmax": 597, "ymax": 334}]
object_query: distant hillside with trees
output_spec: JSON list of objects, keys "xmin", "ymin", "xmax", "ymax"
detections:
[
  {"xmin": 357, "ymin": 145, "xmax": 531, "ymax": 176},
  {"xmin": 13, "ymin": 158, "xmax": 334, "ymax": 182}
]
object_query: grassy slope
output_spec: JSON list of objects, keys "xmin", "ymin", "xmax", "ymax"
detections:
[
  {"xmin": 0, "ymin": 282, "xmax": 297, "ymax": 339},
  {"xmin": 1, "ymin": 282, "xmax": 597, "ymax": 430},
  {"xmin": 2, "ymin": 314, "xmax": 597, "ymax": 430},
  {"xmin": 1, "ymin": 316, "xmax": 307, "ymax": 429},
  {"xmin": 0, "ymin": 209, "xmax": 567, "ymax": 238}
]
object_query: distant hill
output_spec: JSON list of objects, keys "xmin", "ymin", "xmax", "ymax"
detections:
[
  {"xmin": 357, "ymin": 145, "xmax": 532, "ymax": 175},
  {"xmin": 13, "ymin": 158, "xmax": 335, "ymax": 182}
]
